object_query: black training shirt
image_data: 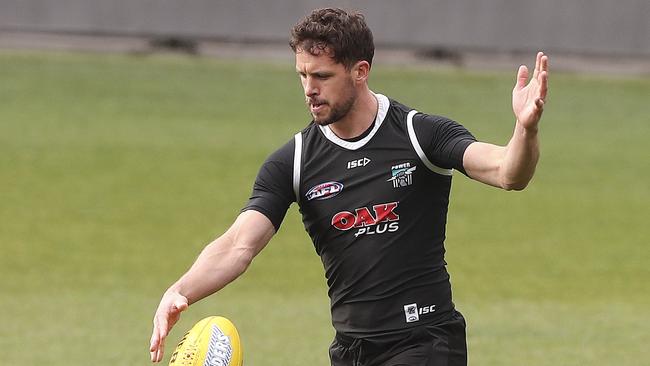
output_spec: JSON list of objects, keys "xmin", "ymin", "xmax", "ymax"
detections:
[{"xmin": 243, "ymin": 94, "xmax": 476, "ymax": 337}]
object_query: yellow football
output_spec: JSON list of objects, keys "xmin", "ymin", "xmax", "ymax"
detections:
[{"xmin": 169, "ymin": 316, "xmax": 243, "ymax": 366}]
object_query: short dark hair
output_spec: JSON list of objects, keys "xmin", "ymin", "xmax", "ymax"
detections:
[{"xmin": 290, "ymin": 8, "xmax": 374, "ymax": 69}]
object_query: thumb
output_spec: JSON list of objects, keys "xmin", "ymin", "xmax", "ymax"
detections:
[
  {"xmin": 173, "ymin": 296, "xmax": 189, "ymax": 313},
  {"xmin": 514, "ymin": 65, "xmax": 528, "ymax": 91}
]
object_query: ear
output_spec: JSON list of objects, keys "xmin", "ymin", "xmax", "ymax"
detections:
[{"xmin": 352, "ymin": 61, "xmax": 371, "ymax": 83}]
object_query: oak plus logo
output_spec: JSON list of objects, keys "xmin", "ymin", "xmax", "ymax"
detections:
[{"xmin": 331, "ymin": 202, "xmax": 400, "ymax": 237}]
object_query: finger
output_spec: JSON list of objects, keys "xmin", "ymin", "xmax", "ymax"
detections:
[
  {"xmin": 150, "ymin": 332, "xmax": 159, "ymax": 362},
  {"xmin": 157, "ymin": 334, "xmax": 165, "ymax": 362},
  {"xmin": 538, "ymin": 70, "xmax": 548, "ymax": 100},
  {"xmin": 151, "ymin": 344, "xmax": 164, "ymax": 362},
  {"xmin": 154, "ymin": 326, "xmax": 166, "ymax": 362},
  {"xmin": 150, "ymin": 325, "xmax": 161, "ymax": 362},
  {"xmin": 151, "ymin": 348, "xmax": 159, "ymax": 363},
  {"xmin": 540, "ymin": 54, "xmax": 549, "ymax": 73},
  {"xmin": 153, "ymin": 347, "xmax": 161, "ymax": 363},
  {"xmin": 532, "ymin": 51, "xmax": 542, "ymax": 79},
  {"xmin": 150, "ymin": 316, "xmax": 162, "ymax": 360},
  {"xmin": 535, "ymin": 55, "xmax": 548, "ymax": 83},
  {"xmin": 152, "ymin": 340, "xmax": 162, "ymax": 363},
  {"xmin": 515, "ymin": 65, "xmax": 528, "ymax": 90},
  {"xmin": 151, "ymin": 343, "xmax": 161, "ymax": 363},
  {"xmin": 151, "ymin": 314, "xmax": 169, "ymax": 360},
  {"xmin": 150, "ymin": 329, "xmax": 160, "ymax": 352},
  {"xmin": 150, "ymin": 327, "xmax": 158, "ymax": 350}
]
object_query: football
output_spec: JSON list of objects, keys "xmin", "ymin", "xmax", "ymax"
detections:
[{"xmin": 169, "ymin": 316, "xmax": 243, "ymax": 366}]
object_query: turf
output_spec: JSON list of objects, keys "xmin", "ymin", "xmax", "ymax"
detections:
[{"xmin": 0, "ymin": 50, "xmax": 648, "ymax": 365}]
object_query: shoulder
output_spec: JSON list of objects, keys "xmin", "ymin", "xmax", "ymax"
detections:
[
  {"xmin": 411, "ymin": 112, "xmax": 475, "ymax": 145},
  {"xmin": 267, "ymin": 121, "xmax": 316, "ymax": 165},
  {"xmin": 370, "ymin": 95, "xmax": 413, "ymax": 136},
  {"xmin": 382, "ymin": 96, "xmax": 456, "ymax": 128},
  {"xmin": 411, "ymin": 112, "xmax": 463, "ymax": 138},
  {"xmin": 256, "ymin": 131, "xmax": 302, "ymax": 184},
  {"xmin": 388, "ymin": 97, "xmax": 413, "ymax": 115},
  {"xmin": 382, "ymin": 96, "xmax": 458, "ymax": 136},
  {"xmin": 266, "ymin": 136, "xmax": 295, "ymax": 165},
  {"xmin": 260, "ymin": 122, "xmax": 320, "ymax": 179},
  {"xmin": 414, "ymin": 112, "xmax": 456, "ymax": 125},
  {"xmin": 385, "ymin": 97, "xmax": 412, "ymax": 123}
]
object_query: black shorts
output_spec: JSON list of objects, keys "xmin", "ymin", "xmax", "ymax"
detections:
[{"xmin": 329, "ymin": 311, "xmax": 467, "ymax": 366}]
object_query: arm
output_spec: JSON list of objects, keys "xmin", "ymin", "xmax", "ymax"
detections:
[
  {"xmin": 149, "ymin": 210, "xmax": 275, "ymax": 362},
  {"xmin": 463, "ymin": 52, "xmax": 549, "ymax": 190}
]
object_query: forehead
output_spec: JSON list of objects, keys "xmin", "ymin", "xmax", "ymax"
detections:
[{"xmin": 295, "ymin": 48, "xmax": 344, "ymax": 72}]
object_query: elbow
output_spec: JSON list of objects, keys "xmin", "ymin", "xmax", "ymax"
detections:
[
  {"xmin": 499, "ymin": 167, "xmax": 536, "ymax": 191},
  {"xmin": 501, "ymin": 177, "xmax": 532, "ymax": 191},
  {"xmin": 502, "ymin": 181, "xmax": 529, "ymax": 191}
]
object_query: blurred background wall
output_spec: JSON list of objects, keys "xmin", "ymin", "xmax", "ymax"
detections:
[{"xmin": 1, "ymin": 0, "xmax": 649, "ymax": 57}]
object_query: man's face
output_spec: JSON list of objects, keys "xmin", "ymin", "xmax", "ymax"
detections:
[{"xmin": 295, "ymin": 48, "xmax": 357, "ymax": 126}]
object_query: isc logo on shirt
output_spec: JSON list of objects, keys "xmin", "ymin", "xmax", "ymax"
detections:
[
  {"xmin": 347, "ymin": 157, "xmax": 371, "ymax": 169},
  {"xmin": 403, "ymin": 303, "xmax": 436, "ymax": 323}
]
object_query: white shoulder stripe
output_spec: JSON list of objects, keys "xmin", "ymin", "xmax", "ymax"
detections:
[
  {"xmin": 293, "ymin": 132, "xmax": 302, "ymax": 201},
  {"xmin": 406, "ymin": 110, "xmax": 453, "ymax": 176}
]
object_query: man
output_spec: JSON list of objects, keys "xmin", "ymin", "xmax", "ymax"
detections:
[{"xmin": 150, "ymin": 8, "xmax": 548, "ymax": 366}]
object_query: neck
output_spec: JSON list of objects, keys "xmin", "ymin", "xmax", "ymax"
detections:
[{"xmin": 328, "ymin": 88, "xmax": 378, "ymax": 140}]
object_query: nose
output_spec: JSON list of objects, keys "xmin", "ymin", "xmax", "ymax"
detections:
[{"xmin": 304, "ymin": 77, "xmax": 318, "ymax": 98}]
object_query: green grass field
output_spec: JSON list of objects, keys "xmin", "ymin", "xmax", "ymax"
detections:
[{"xmin": 1, "ymin": 50, "xmax": 648, "ymax": 365}]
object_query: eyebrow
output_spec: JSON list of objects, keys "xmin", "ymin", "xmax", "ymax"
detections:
[{"xmin": 296, "ymin": 69, "xmax": 335, "ymax": 77}]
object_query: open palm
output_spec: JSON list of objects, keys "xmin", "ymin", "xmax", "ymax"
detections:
[{"xmin": 512, "ymin": 52, "xmax": 549, "ymax": 130}]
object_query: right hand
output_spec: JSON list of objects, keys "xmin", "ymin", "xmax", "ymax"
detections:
[
  {"xmin": 512, "ymin": 51, "xmax": 549, "ymax": 131},
  {"xmin": 149, "ymin": 290, "xmax": 189, "ymax": 363}
]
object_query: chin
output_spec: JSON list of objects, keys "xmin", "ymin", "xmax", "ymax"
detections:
[
  {"xmin": 313, "ymin": 117, "xmax": 338, "ymax": 127},
  {"xmin": 312, "ymin": 113, "xmax": 332, "ymax": 126}
]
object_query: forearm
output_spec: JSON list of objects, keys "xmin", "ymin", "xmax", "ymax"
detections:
[
  {"xmin": 166, "ymin": 234, "xmax": 253, "ymax": 305},
  {"xmin": 499, "ymin": 121, "xmax": 540, "ymax": 190},
  {"xmin": 164, "ymin": 211, "xmax": 275, "ymax": 305}
]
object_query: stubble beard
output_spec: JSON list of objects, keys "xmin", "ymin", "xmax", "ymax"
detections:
[{"xmin": 308, "ymin": 87, "xmax": 357, "ymax": 127}]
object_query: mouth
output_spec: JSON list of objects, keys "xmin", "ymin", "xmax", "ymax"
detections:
[{"xmin": 308, "ymin": 100, "xmax": 328, "ymax": 114}]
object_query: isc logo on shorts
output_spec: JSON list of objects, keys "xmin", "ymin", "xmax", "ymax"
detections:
[{"xmin": 403, "ymin": 303, "xmax": 436, "ymax": 323}]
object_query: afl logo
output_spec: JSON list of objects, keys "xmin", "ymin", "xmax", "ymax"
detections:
[{"xmin": 306, "ymin": 181, "xmax": 344, "ymax": 201}]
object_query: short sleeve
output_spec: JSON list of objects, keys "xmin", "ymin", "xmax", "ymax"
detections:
[
  {"xmin": 241, "ymin": 138, "xmax": 295, "ymax": 231},
  {"xmin": 412, "ymin": 114, "xmax": 476, "ymax": 176}
]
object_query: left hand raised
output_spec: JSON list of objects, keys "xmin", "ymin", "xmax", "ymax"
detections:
[{"xmin": 512, "ymin": 52, "xmax": 549, "ymax": 130}]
